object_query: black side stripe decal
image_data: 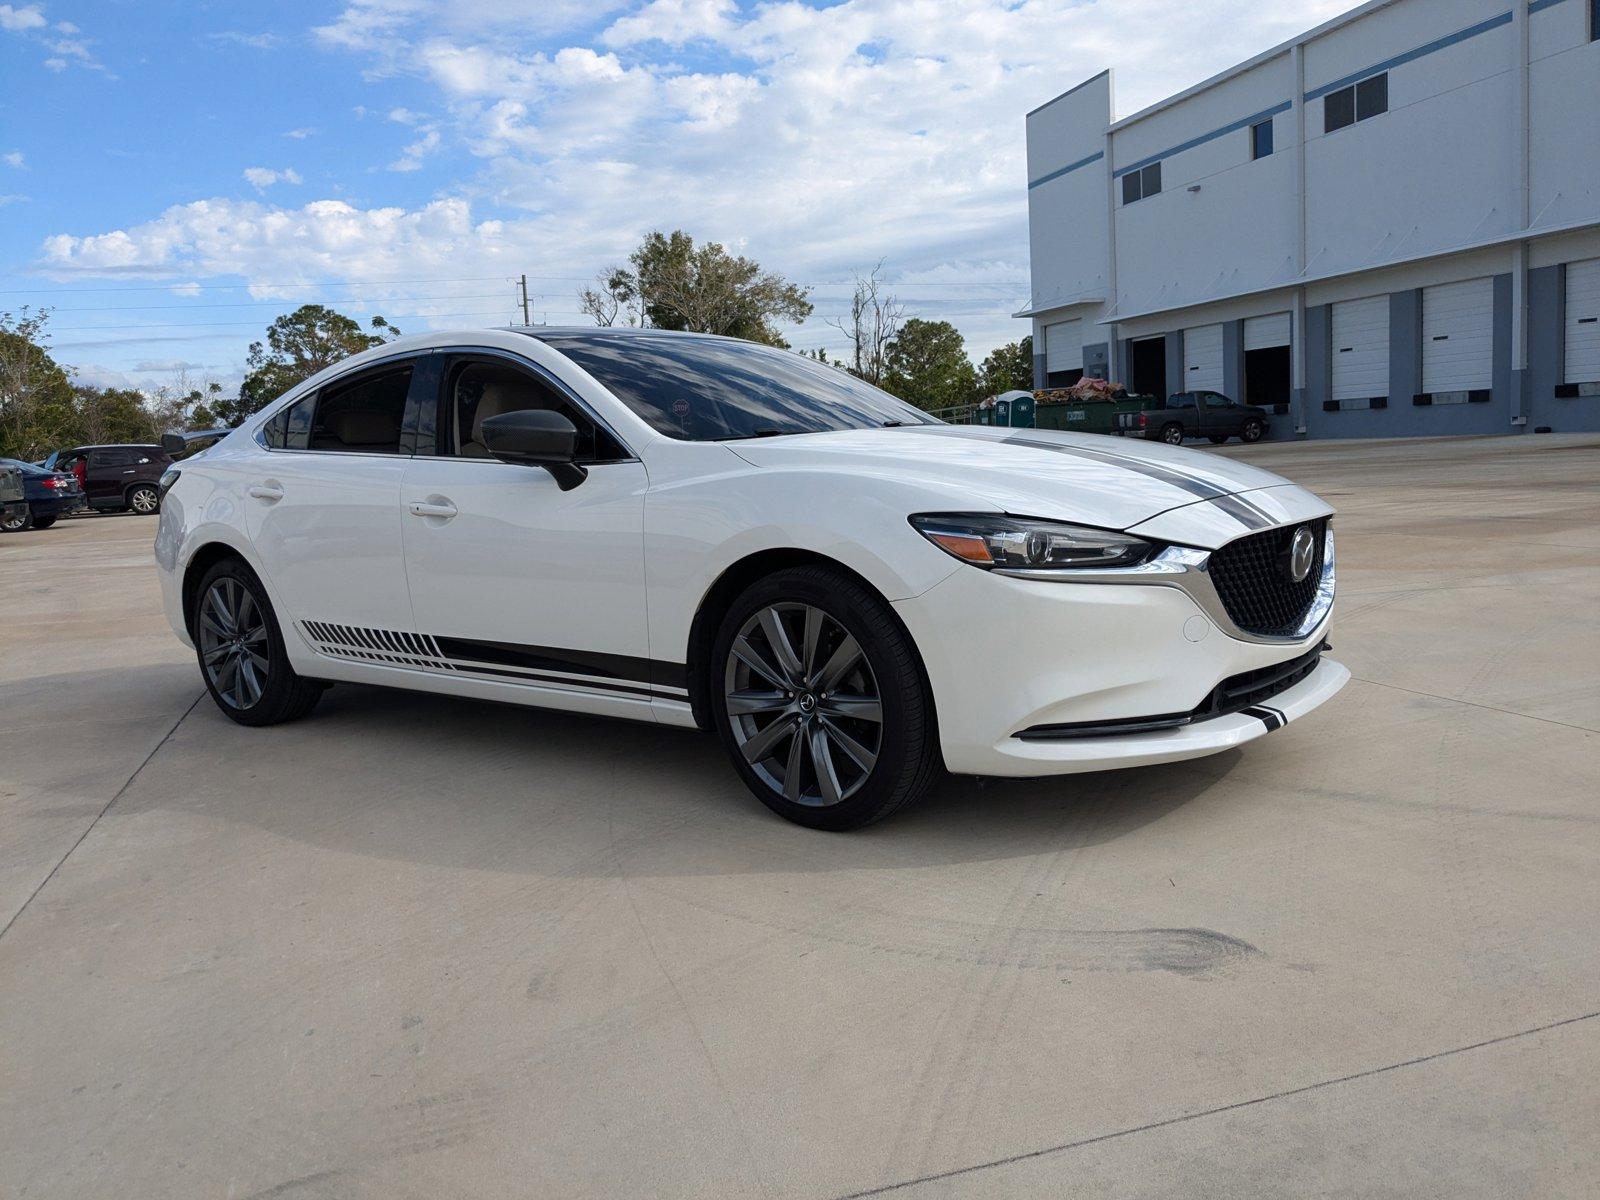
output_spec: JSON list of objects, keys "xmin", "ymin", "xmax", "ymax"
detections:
[{"xmin": 433, "ymin": 636, "xmax": 687, "ymax": 692}]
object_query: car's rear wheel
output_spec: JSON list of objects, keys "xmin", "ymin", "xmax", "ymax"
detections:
[
  {"xmin": 31, "ymin": 515, "xmax": 56, "ymax": 530},
  {"xmin": 1160, "ymin": 423, "xmax": 1185, "ymax": 445},
  {"xmin": 710, "ymin": 566, "xmax": 941, "ymax": 830},
  {"xmin": 1242, "ymin": 419, "xmax": 1265, "ymax": 443},
  {"xmin": 193, "ymin": 558, "xmax": 323, "ymax": 727},
  {"xmin": 1, "ymin": 508, "xmax": 31, "ymax": 533},
  {"xmin": 128, "ymin": 484, "xmax": 160, "ymax": 515}
]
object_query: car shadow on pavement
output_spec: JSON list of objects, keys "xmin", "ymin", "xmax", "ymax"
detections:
[{"xmin": 117, "ymin": 676, "xmax": 1241, "ymax": 881}]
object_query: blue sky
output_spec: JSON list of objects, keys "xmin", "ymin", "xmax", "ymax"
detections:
[{"xmin": 1, "ymin": 0, "xmax": 1346, "ymax": 394}]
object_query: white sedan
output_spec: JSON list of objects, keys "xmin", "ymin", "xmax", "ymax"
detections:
[{"xmin": 155, "ymin": 328, "xmax": 1347, "ymax": 829}]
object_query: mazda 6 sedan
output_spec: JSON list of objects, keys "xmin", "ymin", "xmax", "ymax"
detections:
[{"xmin": 155, "ymin": 327, "xmax": 1347, "ymax": 829}]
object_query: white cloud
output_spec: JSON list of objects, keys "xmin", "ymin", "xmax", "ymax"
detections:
[
  {"xmin": 3, "ymin": 150, "xmax": 24, "ymax": 169},
  {"xmin": 282, "ymin": 127, "xmax": 316, "ymax": 139},
  {"xmin": 242, "ymin": 166, "xmax": 304, "ymax": 189},
  {"xmin": 0, "ymin": 4, "xmax": 46, "ymax": 32},
  {"xmin": 207, "ymin": 30, "xmax": 281, "ymax": 49},
  {"xmin": 387, "ymin": 106, "xmax": 423, "ymax": 125},
  {"xmin": 0, "ymin": 192, "xmax": 28, "ymax": 206},
  {"xmin": 388, "ymin": 129, "xmax": 440, "ymax": 172},
  {"xmin": 42, "ymin": 0, "xmax": 1352, "ymax": 359}
]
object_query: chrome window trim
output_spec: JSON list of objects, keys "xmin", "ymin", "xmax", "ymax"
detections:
[
  {"xmin": 996, "ymin": 526, "xmax": 1336, "ymax": 646},
  {"xmin": 253, "ymin": 349, "xmax": 425, "ymax": 453}
]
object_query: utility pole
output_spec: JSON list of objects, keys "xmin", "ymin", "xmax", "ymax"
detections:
[{"xmin": 518, "ymin": 274, "xmax": 531, "ymax": 325}]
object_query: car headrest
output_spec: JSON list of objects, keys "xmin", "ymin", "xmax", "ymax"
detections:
[{"xmin": 471, "ymin": 382, "xmax": 527, "ymax": 444}]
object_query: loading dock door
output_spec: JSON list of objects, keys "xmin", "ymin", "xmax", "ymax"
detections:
[
  {"xmin": 1043, "ymin": 319, "xmax": 1084, "ymax": 387},
  {"xmin": 1244, "ymin": 313, "xmax": 1291, "ymax": 352},
  {"xmin": 1331, "ymin": 296, "xmax": 1390, "ymax": 401},
  {"xmin": 1243, "ymin": 313, "xmax": 1291, "ymax": 408},
  {"xmin": 1183, "ymin": 324, "xmax": 1224, "ymax": 392},
  {"xmin": 1566, "ymin": 259, "xmax": 1600, "ymax": 384},
  {"xmin": 1130, "ymin": 336, "xmax": 1167, "ymax": 399},
  {"xmin": 1423, "ymin": 279, "xmax": 1493, "ymax": 394}
]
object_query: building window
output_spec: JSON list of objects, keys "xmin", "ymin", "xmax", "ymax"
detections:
[
  {"xmin": 1324, "ymin": 72, "xmax": 1388, "ymax": 133},
  {"xmin": 1121, "ymin": 161, "xmax": 1161, "ymax": 205},
  {"xmin": 1592, "ymin": 0, "xmax": 1598, "ymax": 40},
  {"xmin": 1251, "ymin": 119, "xmax": 1274, "ymax": 160}
]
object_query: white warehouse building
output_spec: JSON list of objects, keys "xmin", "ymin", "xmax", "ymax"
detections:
[{"xmin": 1020, "ymin": 0, "xmax": 1600, "ymax": 438}]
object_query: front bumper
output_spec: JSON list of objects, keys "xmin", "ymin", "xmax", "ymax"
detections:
[{"xmin": 894, "ymin": 563, "xmax": 1344, "ymax": 777}]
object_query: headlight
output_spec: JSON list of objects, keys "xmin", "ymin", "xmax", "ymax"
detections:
[
  {"xmin": 157, "ymin": 468, "xmax": 181, "ymax": 499},
  {"xmin": 910, "ymin": 513, "xmax": 1153, "ymax": 570}
]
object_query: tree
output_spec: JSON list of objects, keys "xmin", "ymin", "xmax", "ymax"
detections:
[
  {"xmin": 826, "ymin": 261, "xmax": 903, "ymax": 386},
  {"xmin": 882, "ymin": 319, "xmax": 978, "ymax": 412},
  {"xmin": 0, "ymin": 308, "xmax": 77, "ymax": 460},
  {"xmin": 231, "ymin": 305, "xmax": 399, "ymax": 423},
  {"xmin": 582, "ymin": 231, "xmax": 812, "ymax": 346},
  {"xmin": 977, "ymin": 335, "xmax": 1034, "ymax": 396}
]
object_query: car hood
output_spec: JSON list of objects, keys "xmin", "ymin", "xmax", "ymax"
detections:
[{"xmin": 727, "ymin": 425, "xmax": 1324, "ymax": 536}]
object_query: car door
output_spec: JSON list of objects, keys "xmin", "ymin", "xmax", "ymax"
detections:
[
  {"xmin": 244, "ymin": 355, "xmax": 422, "ymax": 640},
  {"xmin": 1207, "ymin": 393, "xmax": 1248, "ymax": 436},
  {"xmin": 87, "ymin": 448, "xmax": 134, "ymax": 505},
  {"xmin": 398, "ymin": 348, "xmax": 656, "ymax": 704}
]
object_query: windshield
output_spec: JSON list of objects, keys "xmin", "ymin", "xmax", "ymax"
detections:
[{"xmin": 531, "ymin": 332, "xmax": 939, "ymax": 441}]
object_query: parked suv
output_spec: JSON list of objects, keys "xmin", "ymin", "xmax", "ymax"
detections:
[
  {"xmin": 40, "ymin": 444, "xmax": 172, "ymax": 515},
  {"xmin": 0, "ymin": 462, "xmax": 26, "ymax": 532},
  {"xmin": 1115, "ymin": 391, "xmax": 1269, "ymax": 445},
  {"xmin": 0, "ymin": 458, "xmax": 84, "ymax": 531}
]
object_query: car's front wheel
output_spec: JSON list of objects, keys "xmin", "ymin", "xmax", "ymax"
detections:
[
  {"xmin": 128, "ymin": 484, "xmax": 160, "ymax": 515},
  {"xmin": 1242, "ymin": 419, "xmax": 1265, "ymax": 443},
  {"xmin": 1160, "ymin": 423, "xmax": 1185, "ymax": 445},
  {"xmin": 193, "ymin": 558, "xmax": 324, "ymax": 727},
  {"xmin": 710, "ymin": 566, "xmax": 941, "ymax": 830}
]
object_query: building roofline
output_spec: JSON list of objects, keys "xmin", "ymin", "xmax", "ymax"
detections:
[
  {"xmin": 1026, "ymin": 68, "xmax": 1111, "ymax": 118},
  {"xmin": 1108, "ymin": 0, "xmax": 1407, "ymax": 133}
]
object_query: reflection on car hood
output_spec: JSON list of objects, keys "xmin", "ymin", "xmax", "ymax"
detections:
[{"xmin": 726, "ymin": 424, "xmax": 1320, "ymax": 532}]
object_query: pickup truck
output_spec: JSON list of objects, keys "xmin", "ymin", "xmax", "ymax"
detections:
[{"xmin": 1114, "ymin": 390, "xmax": 1269, "ymax": 446}]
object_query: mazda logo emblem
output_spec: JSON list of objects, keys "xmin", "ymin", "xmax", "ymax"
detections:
[{"xmin": 1288, "ymin": 526, "xmax": 1316, "ymax": 583}]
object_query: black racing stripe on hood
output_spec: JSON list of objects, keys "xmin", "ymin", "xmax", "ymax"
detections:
[
  {"xmin": 995, "ymin": 434, "xmax": 1232, "ymax": 501},
  {"xmin": 1208, "ymin": 493, "xmax": 1280, "ymax": 531}
]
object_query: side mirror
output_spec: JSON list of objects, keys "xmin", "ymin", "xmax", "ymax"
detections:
[
  {"xmin": 480, "ymin": 409, "xmax": 588, "ymax": 491},
  {"xmin": 160, "ymin": 433, "xmax": 187, "ymax": 455}
]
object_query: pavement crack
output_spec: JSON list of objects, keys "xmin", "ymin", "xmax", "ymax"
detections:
[
  {"xmin": 832, "ymin": 1009, "xmax": 1600, "ymax": 1199},
  {"xmin": 0, "ymin": 692, "xmax": 203, "ymax": 943},
  {"xmin": 1348, "ymin": 675, "xmax": 1600, "ymax": 735}
]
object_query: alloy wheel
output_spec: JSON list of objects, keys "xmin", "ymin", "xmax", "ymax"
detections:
[
  {"xmin": 198, "ymin": 578, "xmax": 270, "ymax": 709},
  {"xmin": 723, "ymin": 602, "xmax": 883, "ymax": 807},
  {"xmin": 130, "ymin": 487, "xmax": 159, "ymax": 514}
]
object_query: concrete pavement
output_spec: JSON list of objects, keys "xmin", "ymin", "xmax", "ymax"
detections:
[{"xmin": 2, "ymin": 436, "xmax": 1597, "ymax": 1198}]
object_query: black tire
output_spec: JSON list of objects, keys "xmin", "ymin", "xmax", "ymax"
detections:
[
  {"xmin": 1207, "ymin": 435, "xmax": 1229, "ymax": 445},
  {"xmin": 1160, "ymin": 423, "xmax": 1185, "ymax": 446},
  {"xmin": 192, "ymin": 557, "xmax": 323, "ymax": 727},
  {"xmin": 709, "ymin": 565, "xmax": 941, "ymax": 831},
  {"xmin": 1, "ymin": 508, "xmax": 32, "ymax": 533},
  {"xmin": 128, "ymin": 483, "xmax": 160, "ymax": 515},
  {"xmin": 1241, "ymin": 419, "xmax": 1265, "ymax": 443},
  {"xmin": 31, "ymin": 515, "xmax": 56, "ymax": 530}
]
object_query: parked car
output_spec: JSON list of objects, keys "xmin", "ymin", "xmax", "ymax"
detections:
[
  {"xmin": 1115, "ymin": 390, "xmax": 1270, "ymax": 445},
  {"xmin": 0, "ymin": 463, "xmax": 27, "ymax": 533},
  {"xmin": 40, "ymin": 444, "xmax": 173, "ymax": 515},
  {"xmin": 155, "ymin": 328, "xmax": 1346, "ymax": 830},
  {"xmin": 0, "ymin": 458, "xmax": 84, "ymax": 531}
]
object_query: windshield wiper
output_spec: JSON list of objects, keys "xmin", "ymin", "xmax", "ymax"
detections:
[{"xmin": 713, "ymin": 429, "xmax": 791, "ymax": 441}]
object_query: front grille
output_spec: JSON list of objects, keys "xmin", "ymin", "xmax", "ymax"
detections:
[
  {"xmin": 1016, "ymin": 644, "xmax": 1326, "ymax": 741},
  {"xmin": 1207, "ymin": 518, "xmax": 1329, "ymax": 636}
]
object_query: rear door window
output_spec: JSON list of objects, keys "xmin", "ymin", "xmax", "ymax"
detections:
[{"xmin": 306, "ymin": 364, "xmax": 413, "ymax": 454}]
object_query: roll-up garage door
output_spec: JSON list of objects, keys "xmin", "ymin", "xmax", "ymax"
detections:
[
  {"xmin": 1244, "ymin": 313, "xmax": 1291, "ymax": 351},
  {"xmin": 1331, "ymin": 296, "xmax": 1390, "ymax": 401},
  {"xmin": 1044, "ymin": 319, "xmax": 1083, "ymax": 376},
  {"xmin": 1423, "ymin": 278, "xmax": 1493, "ymax": 394},
  {"xmin": 1566, "ymin": 259, "xmax": 1600, "ymax": 384},
  {"xmin": 1183, "ymin": 324, "xmax": 1224, "ymax": 392}
]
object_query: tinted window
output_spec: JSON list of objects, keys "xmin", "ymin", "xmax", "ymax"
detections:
[
  {"xmin": 307, "ymin": 365, "xmax": 411, "ymax": 454},
  {"xmin": 1355, "ymin": 74, "xmax": 1387, "ymax": 121},
  {"xmin": 1324, "ymin": 86, "xmax": 1355, "ymax": 133},
  {"xmin": 1121, "ymin": 171, "xmax": 1141, "ymax": 206},
  {"xmin": 1169, "ymin": 393, "xmax": 1196, "ymax": 409},
  {"xmin": 531, "ymin": 333, "xmax": 937, "ymax": 441},
  {"xmin": 93, "ymin": 449, "xmax": 137, "ymax": 467},
  {"xmin": 1141, "ymin": 162, "xmax": 1161, "ymax": 199},
  {"xmin": 443, "ymin": 358, "xmax": 626, "ymax": 462},
  {"xmin": 1251, "ymin": 119, "xmax": 1273, "ymax": 160}
]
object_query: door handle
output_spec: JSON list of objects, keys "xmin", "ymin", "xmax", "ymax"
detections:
[
  {"xmin": 122, "ymin": 469, "xmax": 136, "ymax": 475},
  {"xmin": 407, "ymin": 500, "xmax": 457, "ymax": 519},
  {"xmin": 248, "ymin": 484, "xmax": 284, "ymax": 502}
]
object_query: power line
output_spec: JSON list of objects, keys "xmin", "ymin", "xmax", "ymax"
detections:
[
  {"xmin": 38, "ymin": 292, "xmax": 513, "ymax": 314},
  {"xmin": 0, "ymin": 275, "xmax": 519, "ymax": 296},
  {"xmin": 45, "ymin": 308, "xmax": 519, "ymax": 334}
]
